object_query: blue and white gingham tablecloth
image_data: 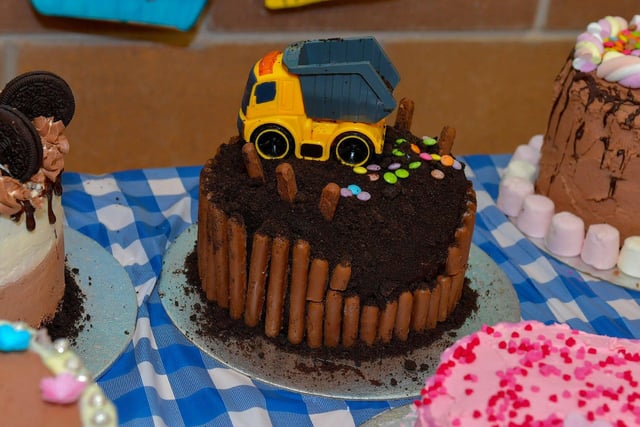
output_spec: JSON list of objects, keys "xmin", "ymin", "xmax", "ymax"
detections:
[{"xmin": 60, "ymin": 154, "xmax": 640, "ymax": 427}]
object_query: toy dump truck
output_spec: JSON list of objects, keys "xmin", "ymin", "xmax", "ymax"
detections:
[{"xmin": 238, "ymin": 36, "xmax": 400, "ymax": 167}]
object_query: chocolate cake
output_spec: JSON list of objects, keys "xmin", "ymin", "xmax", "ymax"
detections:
[
  {"xmin": 196, "ymin": 37, "xmax": 475, "ymax": 351},
  {"xmin": 197, "ymin": 125, "xmax": 475, "ymax": 350},
  {"xmin": 536, "ymin": 15, "xmax": 640, "ymax": 243}
]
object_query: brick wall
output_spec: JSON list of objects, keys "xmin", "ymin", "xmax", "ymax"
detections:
[{"xmin": 0, "ymin": 0, "xmax": 637, "ymax": 173}]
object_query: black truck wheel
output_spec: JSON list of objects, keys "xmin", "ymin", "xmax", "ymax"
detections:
[
  {"xmin": 252, "ymin": 125, "xmax": 293, "ymax": 160},
  {"xmin": 333, "ymin": 132, "xmax": 372, "ymax": 167}
]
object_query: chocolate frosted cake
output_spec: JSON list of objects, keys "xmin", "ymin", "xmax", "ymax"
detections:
[
  {"xmin": 536, "ymin": 15, "xmax": 640, "ymax": 242},
  {"xmin": 196, "ymin": 37, "xmax": 475, "ymax": 351},
  {"xmin": 198, "ymin": 129, "xmax": 475, "ymax": 350},
  {"xmin": 0, "ymin": 71, "xmax": 75, "ymax": 327}
]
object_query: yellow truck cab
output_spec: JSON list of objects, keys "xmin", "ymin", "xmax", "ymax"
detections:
[{"xmin": 238, "ymin": 37, "xmax": 400, "ymax": 167}]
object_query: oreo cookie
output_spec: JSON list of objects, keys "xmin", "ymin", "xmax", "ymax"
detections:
[
  {"xmin": 0, "ymin": 71, "xmax": 75, "ymax": 126},
  {"xmin": 0, "ymin": 105, "xmax": 43, "ymax": 182}
]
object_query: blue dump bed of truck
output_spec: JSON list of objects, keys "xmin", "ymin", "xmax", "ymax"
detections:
[{"xmin": 282, "ymin": 37, "xmax": 400, "ymax": 123}]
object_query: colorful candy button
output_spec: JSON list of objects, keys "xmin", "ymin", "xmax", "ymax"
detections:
[
  {"xmin": 353, "ymin": 166, "xmax": 367, "ymax": 175},
  {"xmin": 392, "ymin": 148, "xmax": 404, "ymax": 157},
  {"xmin": 340, "ymin": 187, "xmax": 353, "ymax": 197},
  {"xmin": 431, "ymin": 169, "xmax": 445, "ymax": 180},
  {"xmin": 395, "ymin": 169, "xmax": 409, "ymax": 179},
  {"xmin": 419, "ymin": 152, "xmax": 432, "ymax": 161},
  {"xmin": 357, "ymin": 191, "xmax": 371, "ymax": 201},
  {"xmin": 408, "ymin": 161, "xmax": 422, "ymax": 169},
  {"xmin": 347, "ymin": 184, "xmax": 362, "ymax": 195},
  {"xmin": 395, "ymin": 138, "xmax": 407, "ymax": 144},
  {"xmin": 431, "ymin": 154, "xmax": 441, "ymax": 161},
  {"xmin": 368, "ymin": 173, "xmax": 380, "ymax": 181},
  {"xmin": 410, "ymin": 143, "xmax": 420, "ymax": 154},
  {"xmin": 440, "ymin": 154, "xmax": 454, "ymax": 167},
  {"xmin": 422, "ymin": 136, "xmax": 437, "ymax": 146},
  {"xmin": 388, "ymin": 162, "xmax": 401, "ymax": 171},
  {"xmin": 367, "ymin": 164, "xmax": 381, "ymax": 171},
  {"xmin": 383, "ymin": 172, "xmax": 398, "ymax": 184},
  {"xmin": 452, "ymin": 160, "xmax": 462, "ymax": 170}
]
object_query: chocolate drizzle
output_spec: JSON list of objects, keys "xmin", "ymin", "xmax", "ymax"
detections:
[{"xmin": 8, "ymin": 177, "xmax": 60, "ymax": 231}]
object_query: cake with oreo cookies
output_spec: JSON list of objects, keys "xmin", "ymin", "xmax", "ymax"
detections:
[
  {"xmin": 196, "ymin": 37, "xmax": 476, "ymax": 351},
  {"xmin": 0, "ymin": 320, "xmax": 117, "ymax": 427},
  {"xmin": 0, "ymin": 71, "xmax": 75, "ymax": 327},
  {"xmin": 536, "ymin": 14, "xmax": 640, "ymax": 243}
]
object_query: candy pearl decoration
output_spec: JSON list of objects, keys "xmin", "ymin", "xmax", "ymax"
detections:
[
  {"xmin": 89, "ymin": 391, "xmax": 107, "ymax": 408},
  {"xmin": 53, "ymin": 338, "xmax": 70, "ymax": 353},
  {"xmin": 92, "ymin": 410, "xmax": 112, "ymax": 426},
  {"xmin": 65, "ymin": 355, "xmax": 82, "ymax": 371}
]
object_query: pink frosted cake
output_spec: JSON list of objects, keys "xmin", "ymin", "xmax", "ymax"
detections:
[
  {"xmin": 0, "ymin": 320, "xmax": 117, "ymax": 426},
  {"xmin": 414, "ymin": 321, "xmax": 640, "ymax": 426}
]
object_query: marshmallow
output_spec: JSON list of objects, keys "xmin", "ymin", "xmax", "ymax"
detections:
[
  {"xmin": 580, "ymin": 224, "xmax": 620, "ymax": 270},
  {"xmin": 617, "ymin": 236, "xmax": 640, "ymax": 278},
  {"xmin": 528, "ymin": 134, "xmax": 544, "ymax": 151},
  {"xmin": 503, "ymin": 159, "xmax": 537, "ymax": 182},
  {"xmin": 544, "ymin": 212, "xmax": 585, "ymax": 257},
  {"xmin": 516, "ymin": 194, "xmax": 555, "ymax": 238},
  {"xmin": 512, "ymin": 144, "xmax": 541, "ymax": 167},
  {"xmin": 497, "ymin": 176, "xmax": 535, "ymax": 217}
]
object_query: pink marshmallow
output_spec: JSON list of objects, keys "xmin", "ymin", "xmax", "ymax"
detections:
[
  {"xmin": 527, "ymin": 134, "xmax": 544, "ymax": 151},
  {"xmin": 516, "ymin": 194, "xmax": 555, "ymax": 238},
  {"xmin": 512, "ymin": 144, "xmax": 541, "ymax": 167},
  {"xmin": 544, "ymin": 212, "xmax": 585, "ymax": 257},
  {"xmin": 580, "ymin": 224, "xmax": 620, "ymax": 270},
  {"xmin": 497, "ymin": 176, "xmax": 534, "ymax": 217}
]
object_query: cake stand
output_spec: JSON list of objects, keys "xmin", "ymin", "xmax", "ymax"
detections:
[
  {"xmin": 158, "ymin": 224, "xmax": 520, "ymax": 400},
  {"xmin": 65, "ymin": 227, "xmax": 137, "ymax": 377}
]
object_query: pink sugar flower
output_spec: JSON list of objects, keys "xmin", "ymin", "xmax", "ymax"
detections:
[{"xmin": 40, "ymin": 372, "xmax": 86, "ymax": 404}]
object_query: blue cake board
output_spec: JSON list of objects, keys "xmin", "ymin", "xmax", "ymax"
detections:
[{"xmin": 31, "ymin": 0, "xmax": 207, "ymax": 31}]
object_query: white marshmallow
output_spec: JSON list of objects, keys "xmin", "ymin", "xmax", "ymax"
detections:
[
  {"xmin": 503, "ymin": 159, "xmax": 537, "ymax": 183},
  {"xmin": 617, "ymin": 236, "xmax": 640, "ymax": 278}
]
